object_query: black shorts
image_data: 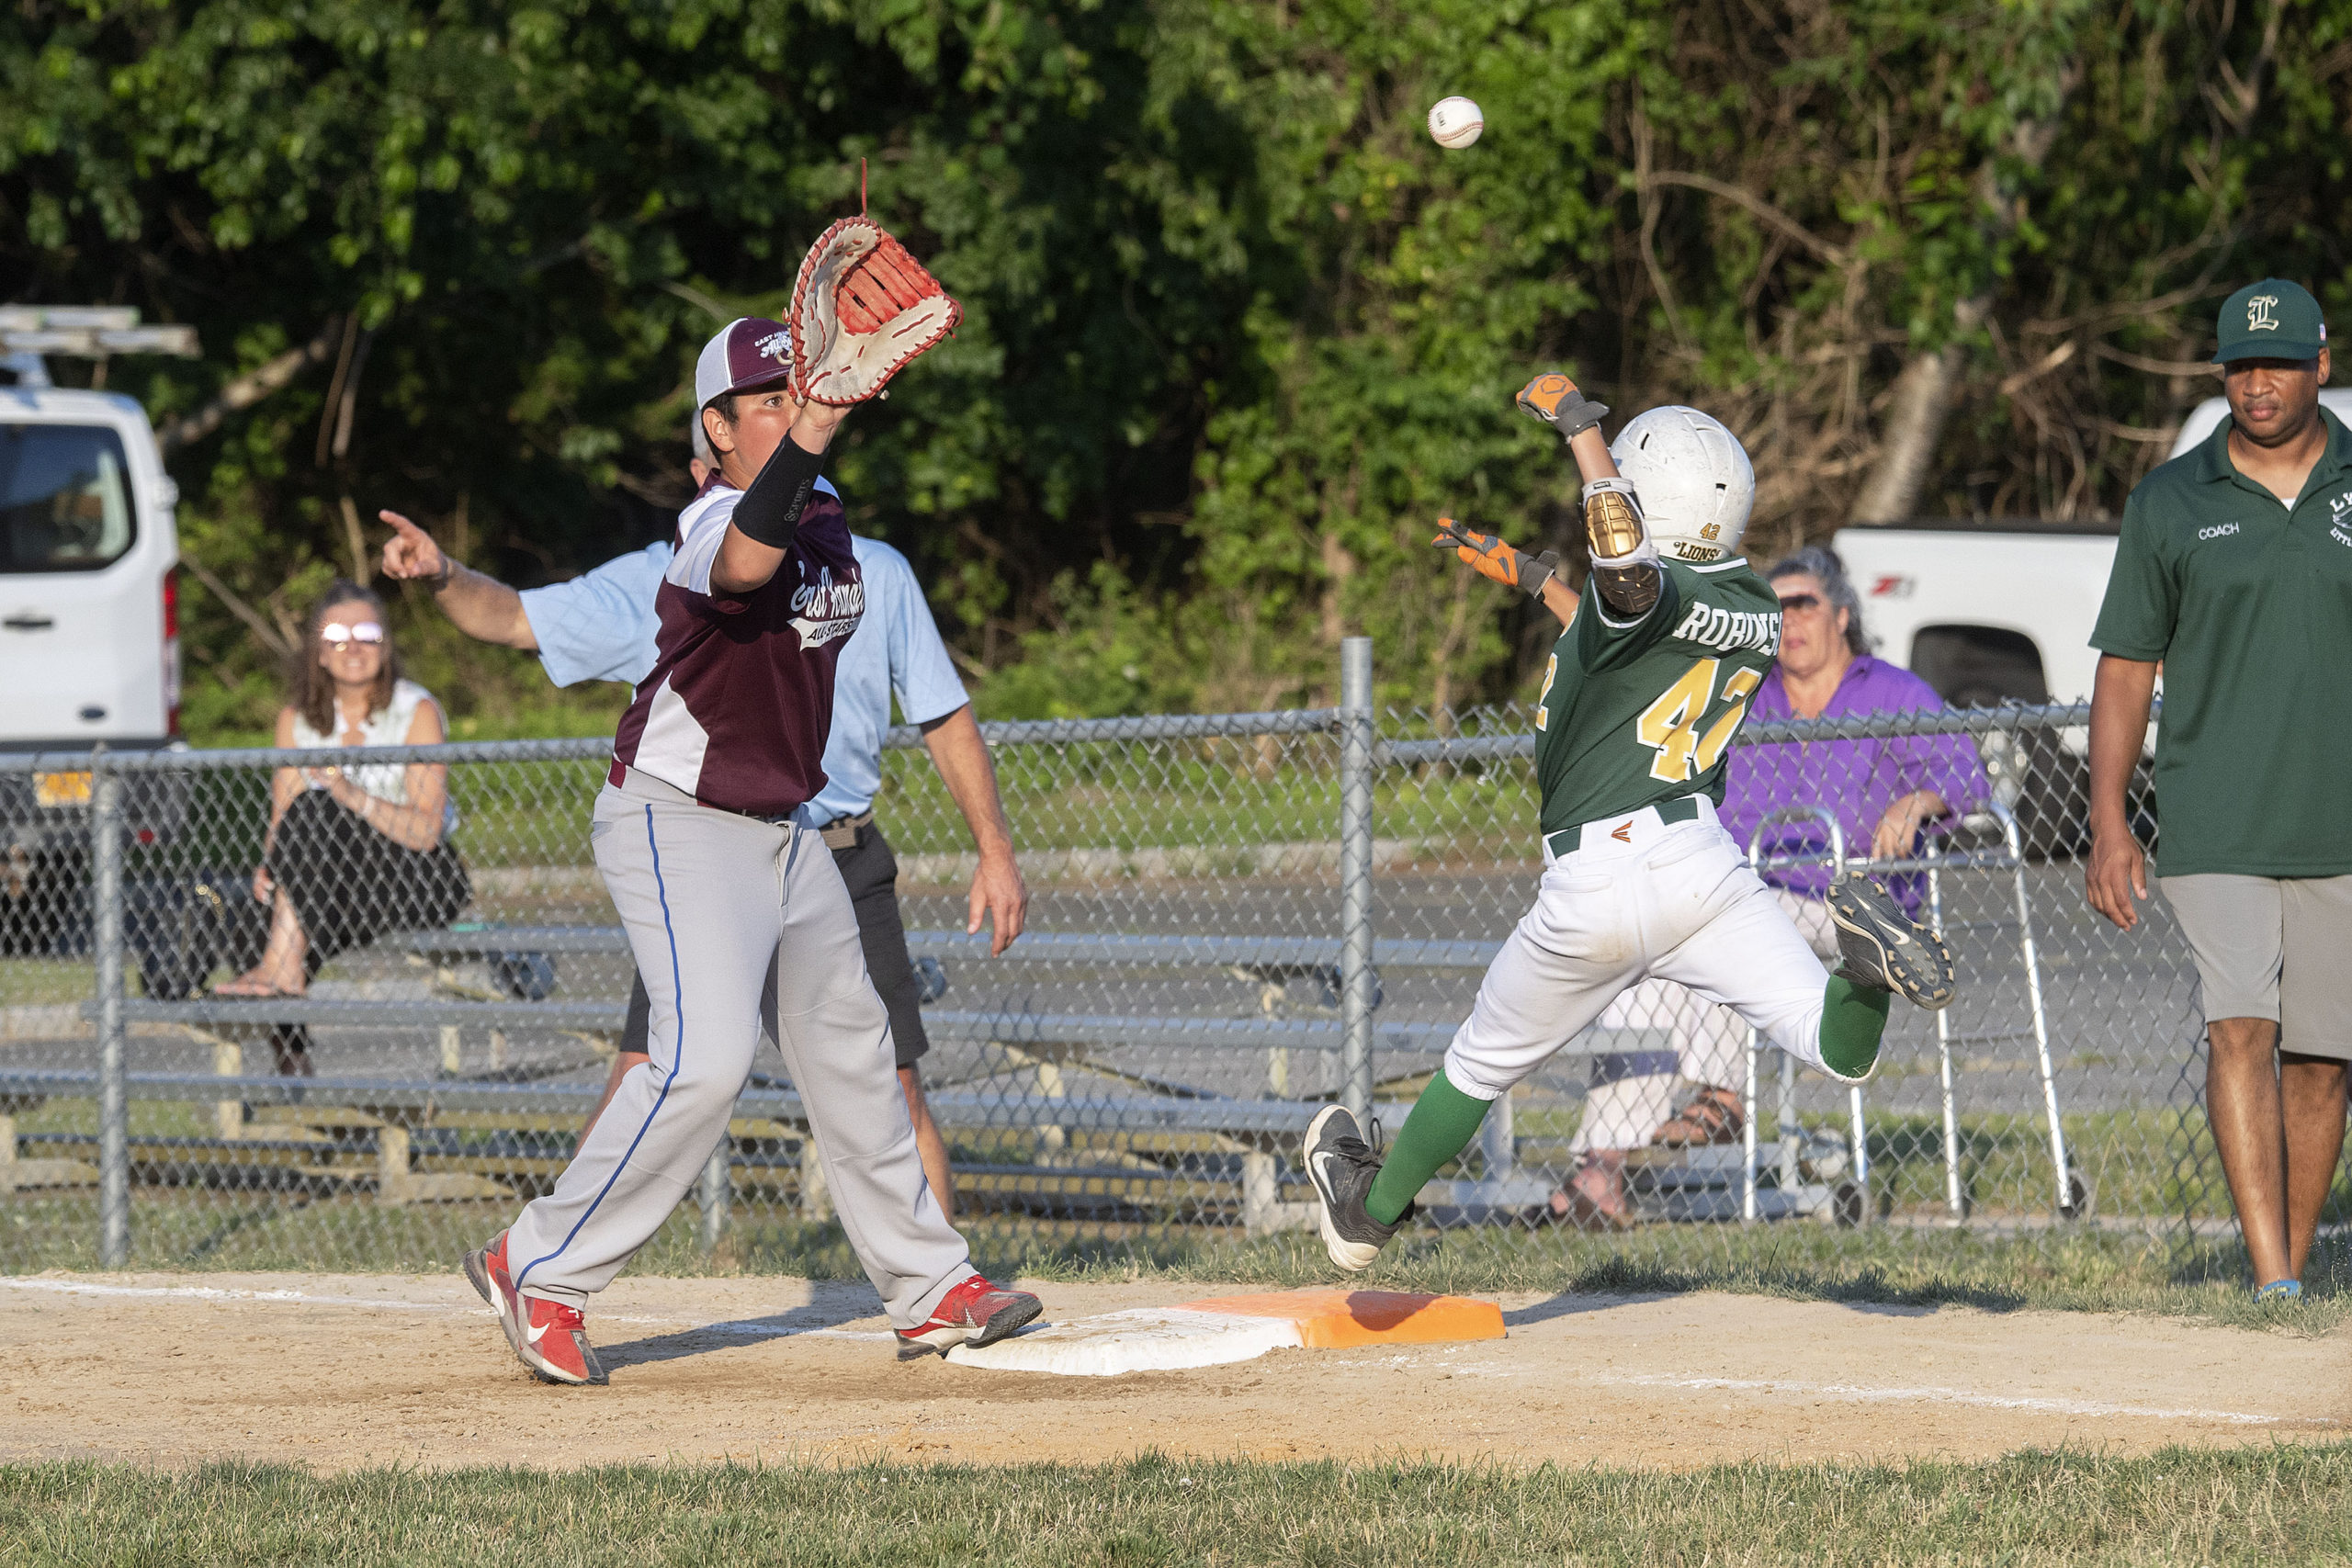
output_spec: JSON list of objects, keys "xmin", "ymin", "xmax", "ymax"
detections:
[{"xmin": 618, "ymin": 817, "xmax": 930, "ymax": 1070}]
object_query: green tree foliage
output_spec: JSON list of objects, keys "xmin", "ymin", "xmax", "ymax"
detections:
[{"xmin": 6, "ymin": 1, "xmax": 2350, "ymax": 735}]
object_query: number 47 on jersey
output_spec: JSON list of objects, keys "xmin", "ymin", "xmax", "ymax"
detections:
[{"xmin": 1538, "ymin": 656, "xmax": 1763, "ymax": 784}]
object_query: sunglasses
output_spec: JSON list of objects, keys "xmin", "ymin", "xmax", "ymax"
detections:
[
  {"xmin": 1775, "ymin": 592, "xmax": 1823, "ymax": 613},
  {"xmin": 319, "ymin": 621, "xmax": 386, "ymax": 648}
]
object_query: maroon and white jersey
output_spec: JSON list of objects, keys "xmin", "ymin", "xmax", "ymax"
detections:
[{"xmin": 610, "ymin": 476, "xmax": 864, "ymax": 817}]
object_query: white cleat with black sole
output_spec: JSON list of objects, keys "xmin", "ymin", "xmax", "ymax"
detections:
[
  {"xmin": 1302, "ymin": 1104, "xmax": 1410, "ymax": 1273},
  {"xmin": 1827, "ymin": 872, "xmax": 1957, "ymax": 1015}
]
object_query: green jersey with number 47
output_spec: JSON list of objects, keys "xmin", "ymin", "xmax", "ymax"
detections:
[{"xmin": 1534, "ymin": 557, "xmax": 1782, "ymax": 833}]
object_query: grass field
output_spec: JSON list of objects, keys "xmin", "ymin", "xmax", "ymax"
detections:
[
  {"xmin": 0, "ymin": 959, "xmax": 117, "ymax": 1007},
  {"xmin": 4, "ymin": 1447, "xmax": 2347, "ymax": 1566},
  {"xmin": 6, "ymin": 1181, "xmax": 2345, "ymax": 1334},
  {"xmin": 2, "ymin": 1089, "xmax": 2255, "ymax": 1224},
  {"xmin": 83, "ymin": 740, "xmax": 1552, "ymax": 876}
]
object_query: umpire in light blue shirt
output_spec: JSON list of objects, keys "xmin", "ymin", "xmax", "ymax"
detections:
[{"xmin": 377, "ymin": 480, "xmax": 1027, "ymax": 1221}]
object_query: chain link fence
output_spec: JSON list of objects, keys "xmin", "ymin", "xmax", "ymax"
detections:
[{"xmin": 0, "ymin": 647, "xmax": 2254, "ymax": 1279}]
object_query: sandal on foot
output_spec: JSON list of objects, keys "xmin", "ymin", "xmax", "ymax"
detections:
[
  {"xmin": 1545, "ymin": 1186, "xmax": 1632, "ymax": 1233},
  {"xmin": 1544, "ymin": 1155, "xmax": 1633, "ymax": 1232},
  {"xmin": 210, "ymin": 976, "xmax": 302, "ymax": 999},
  {"xmin": 1652, "ymin": 1086, "xmax": 1745, "ymax": 1147}
]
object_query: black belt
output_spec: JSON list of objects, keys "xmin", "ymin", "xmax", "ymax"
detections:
[{"xmin": 1544, "ymin": 795, "xmax": 1701, "ymax": 859}]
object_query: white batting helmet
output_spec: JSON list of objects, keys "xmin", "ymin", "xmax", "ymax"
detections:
[{"xmin": 1609, "ymin": 406, "xmax": 1755, "ymax": 565}]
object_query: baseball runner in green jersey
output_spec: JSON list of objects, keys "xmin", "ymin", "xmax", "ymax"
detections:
[{"xmin": 1304, "ymin": 375, "xmax": 1957, "ymax": 1269}]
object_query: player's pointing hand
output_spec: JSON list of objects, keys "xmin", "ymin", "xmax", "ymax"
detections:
[
  {"xmin": 1433, "ymin": 518, "xmax": 1558, "ymax": 599},
  {"xmin": 379, "ymin": 511, "xmax": 447, "ymax": 582}
]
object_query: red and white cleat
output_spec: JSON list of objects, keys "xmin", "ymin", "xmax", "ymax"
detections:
[
  {"xmin": 464, "ymin": 1231, "xmax": 606, "ymax": 1386},
  {"xmin": 893, "ymin": 1274, "xmax": 1043, "ymax": 1360}
]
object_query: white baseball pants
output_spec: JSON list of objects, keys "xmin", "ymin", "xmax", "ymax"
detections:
[
  {"xmin": 1443, "ymin": 799, "xmax": 1838, "ymax": 1104},
  {"xmin": 1568, "ymin": 889, "xmax": 1841, "ymax": 1151},
  {"xmin": 504, "ymin": 768, "xmax": 975, "ymax": 1326}
]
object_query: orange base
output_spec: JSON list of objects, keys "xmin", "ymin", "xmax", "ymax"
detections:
[{"xmin": 1179, "ymin": 1289, "xmax": 1506, "ymax": 1348}]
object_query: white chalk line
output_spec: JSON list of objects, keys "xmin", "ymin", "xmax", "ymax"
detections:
[
  {"xmin": 5, "ymin": 1278, "xmax": 467, "ymax": 1313},
  {"xmin": 1592, "ymin": 1371, "xmax": 2330, "ymax": 1427},
  {"xmin": 0, "ymin": 1277, "xmax": 894, "ymax": 1341}
]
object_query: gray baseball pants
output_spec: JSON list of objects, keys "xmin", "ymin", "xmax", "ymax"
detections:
[{"xmin": 504, "ymin": 767, "xmax": 975, "ymax": 1327}]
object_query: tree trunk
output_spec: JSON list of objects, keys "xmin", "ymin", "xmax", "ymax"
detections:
[
  {"xmin": 1848, "ymin": 296, "xmax": 1987, "ymax": 525},
  {"xmin": 1847, "ymin": 96, "xmax": 2073, "ymax": 525},
  {"xmin": 158, "ymin": 320, "xmax": 343, "ymax": 454},
  {"xmin": 179, "ymin": 557, "xmax": 291, "ymax": 660}
]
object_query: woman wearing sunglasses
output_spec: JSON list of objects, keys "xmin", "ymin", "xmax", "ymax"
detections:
[{"xmin": 215, "ymin": 581, "xmax": 469, "ymax": 1068}]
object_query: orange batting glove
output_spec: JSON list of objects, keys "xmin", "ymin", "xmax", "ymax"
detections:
[
  {"xmin": 1516, "ymin": 372, "xmax": 1610, "ymax": 438},
  {"xmin": 1433, "ymin": 518, "xmax": 1559, "ymax": 598}
]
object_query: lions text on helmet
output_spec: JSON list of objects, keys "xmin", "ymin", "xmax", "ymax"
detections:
[
  {"xmin": 1610, "ymin": 406, "xmax": 1758, "ymax": 567},
  {"xmin": 1576, "ymin": 402, "xmax": 1757, "ymax": 623}
]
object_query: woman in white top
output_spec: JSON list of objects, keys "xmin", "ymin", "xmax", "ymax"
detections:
[{"xmin": 215, "ymin": 582, "xmax": 469, "ymax": 1040}]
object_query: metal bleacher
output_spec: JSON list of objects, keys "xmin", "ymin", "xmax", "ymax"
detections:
[
  {"xmin": 96, "ymin": 924, "xmax": 1500, "ymax": 1053},
  {"xmin": 23, "ymin": 922, "xmax": 1542, "ymax": 1229}
]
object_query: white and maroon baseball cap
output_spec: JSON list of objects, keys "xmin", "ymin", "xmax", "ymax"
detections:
[{"xmin": 695, "ymin": 317, "xmax": 795, "ymax": 410}]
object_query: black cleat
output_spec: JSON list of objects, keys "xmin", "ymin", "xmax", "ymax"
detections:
[
  {"xmin": 1827, "ymin": 873, "xmax": 1956, "ymax": 1013},
  {"xmin": 1302, "ymin": 1105, "xmax": 1409, "ymax": 1272}
]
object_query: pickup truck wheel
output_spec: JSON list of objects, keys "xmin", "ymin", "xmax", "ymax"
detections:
[
  {"xmin": 1966, "ymin": 707, "xmax": 2086, "ymax": 862},
  {"xmin": 2012, "ymin": 728, "xmax": 2088, "ymax": 862}
]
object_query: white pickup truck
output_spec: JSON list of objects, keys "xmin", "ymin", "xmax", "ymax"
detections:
[{"xmin": 1829, "ymin": 389, "xmax": 2352, "ymax": 849}]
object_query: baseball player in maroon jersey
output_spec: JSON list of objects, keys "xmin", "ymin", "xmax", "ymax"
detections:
[{"xmin": 466, "ymin": 264, "xmax": 1039, "ymax": 1382}]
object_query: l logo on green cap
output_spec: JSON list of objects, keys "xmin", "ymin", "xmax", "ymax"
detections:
[{"xmin": 2217, "ymin": 277, "xmax": 2326, "ymax": 362}]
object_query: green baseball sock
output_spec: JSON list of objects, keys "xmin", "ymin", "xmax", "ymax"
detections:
[
  {"xmin": 1365, "ymin": 1074, "xmax": 1492, "ymax": 1225},
  {"xmin": 1817, "ymin": 976, "xmax": 1893, "ymax": 1078}
]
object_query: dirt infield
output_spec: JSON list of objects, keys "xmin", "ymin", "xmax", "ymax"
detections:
[{"xmin": 2, "ymin": 1271, "xmax": 2343, "ymax": 1471}]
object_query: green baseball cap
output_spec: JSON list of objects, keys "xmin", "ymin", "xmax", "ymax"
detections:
[{"xmin": 2216, "ymin": 277, "xmax": 2327, "ymax": 363}]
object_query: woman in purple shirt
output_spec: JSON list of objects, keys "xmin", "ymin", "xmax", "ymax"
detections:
[
  {"xmin": 1722, "ymin": 547, "xmax": 1984, "ymax": 899},
  {"xmin": 1563, "ymin": 547, "xmax": 1983, "ymax": 1218}
]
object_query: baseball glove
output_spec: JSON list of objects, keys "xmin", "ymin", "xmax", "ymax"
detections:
[
  {"xmin": 1432, "ymin": 518, "xmax": 1559, "ymax": 599},
  {"xmin": 789, "ymin": 217, "xmax": 962, "ymax": 406}
]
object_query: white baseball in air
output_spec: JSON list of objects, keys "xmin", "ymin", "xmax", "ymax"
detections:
[{"xmin": 1428, "ymin": 96, "xmax": 1484, "ymax": 150}]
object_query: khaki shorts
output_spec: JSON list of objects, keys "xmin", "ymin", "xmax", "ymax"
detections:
[{"xmin": 2159, "ymin": 874, "xmax": 2352, "ymax": 1062}]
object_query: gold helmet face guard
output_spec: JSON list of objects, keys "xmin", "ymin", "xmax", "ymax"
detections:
[
  {"xmin": 1581, "ymin": 477, "xmax": 1662, "ymax": 617},
  {"xmin": 1583, "ymin": 478, "xmax": 1647, "ymax": 562}
]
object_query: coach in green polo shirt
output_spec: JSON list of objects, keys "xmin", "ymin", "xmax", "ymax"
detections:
[{"xmin": 2087, "ymin": 276, "xmax": 2351, "ymax": 1302}]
